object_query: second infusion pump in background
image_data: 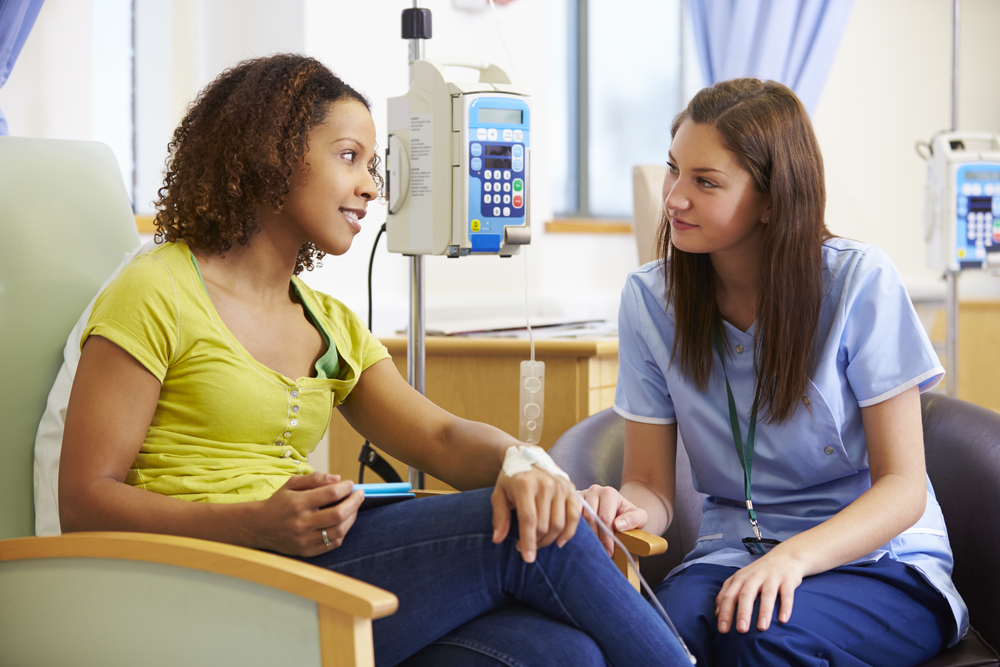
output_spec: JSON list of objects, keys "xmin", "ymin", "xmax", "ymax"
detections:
[
  {"xmin": 923, "ymin": 132, "xmax": 1000, "ymax": 272},
  {"xmin": 386, "ymin": 59, "xmax": 531, "ymax": 258}
]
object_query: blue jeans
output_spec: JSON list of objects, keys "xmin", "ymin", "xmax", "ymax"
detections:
[
  {"xmin": 301, "ymin": 488, "xmax": 690, "ymax": 667},
  {"xmin": 655, "ymin": 559, "xmax": 953, "ymax": 667}
]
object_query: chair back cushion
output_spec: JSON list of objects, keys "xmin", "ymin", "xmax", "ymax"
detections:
[
  {"xmin": 631, "ymin": 165, "xmax": 666, "ymax": 266},
  {"xmin": 0, "ymin": 137, "xmax": 139, "ymax": 539},
  {"xmin": 921, "ymin": 393, "xmax": 1000, "ymax": 652}
]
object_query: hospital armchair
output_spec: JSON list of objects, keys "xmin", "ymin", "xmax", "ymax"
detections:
[
  {"xmin": 548, "ymin": 395, "xmax": 1000, "ymax": 666},
  {"xmin": 0, "ymin": 136, "xmax": 396, "ymax": 667},
  {"xmin": 632, "ymin": 164, "xmax": 667, "ymax": 266}
]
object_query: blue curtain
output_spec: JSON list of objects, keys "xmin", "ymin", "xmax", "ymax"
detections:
[
  {"xmin": 686, "ymin": 0, "xmax": 854, "ymax": 115},
  {"xmin": 0, "ymin": 0, "xmax": 45, "ymax": 135}
]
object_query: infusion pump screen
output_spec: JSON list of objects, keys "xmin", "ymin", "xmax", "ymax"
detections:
[{"xmin": 465, "ymin": 96, "xmax": 531, "ymax": 253}]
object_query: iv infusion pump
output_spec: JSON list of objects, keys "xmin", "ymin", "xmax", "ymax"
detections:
[
  {"xmin": 922, "ymin": 131, "xmax": 1000, "ymax": 272},
  {"xmin": 386, "ymin": 58, "xmax": 531, "ymax": 257}
]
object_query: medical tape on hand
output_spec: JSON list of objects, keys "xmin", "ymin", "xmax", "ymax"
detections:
[{"xmin": 502, "ymin": 445, "xmax": 571, "ymax": 483}]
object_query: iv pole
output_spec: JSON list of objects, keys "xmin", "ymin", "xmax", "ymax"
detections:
[
  {"xmin": 404, "ymin": 1, "xmax": 429, "ymax": 488},
  {"xmin": 944, "ymin": 0, "xmax": 960, "ymax": 397}
]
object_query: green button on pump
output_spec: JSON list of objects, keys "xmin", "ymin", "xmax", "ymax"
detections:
[{"xmin": 513, "ymin": 179, "xmax": 523, "ymax": 192}]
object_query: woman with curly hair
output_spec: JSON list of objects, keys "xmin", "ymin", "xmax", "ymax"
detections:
[{"xmin": 57, "ymin": 54, "xmax": 692, "ymax": 667}]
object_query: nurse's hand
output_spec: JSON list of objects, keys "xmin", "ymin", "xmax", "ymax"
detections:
[
  {"xmin": 490, "ymin": 469, "xmax": 582, "ymax": 563},
  {"xmin": 715, "ymin": 549, "xmax": 806, "ymax": 633},
  {"xmin": 254, "ymin": 472, "xmax": 365, "ymax": 557},
  {"xmin": 579, "ymin": 485, "xmax": 648, "ymax": 558}
]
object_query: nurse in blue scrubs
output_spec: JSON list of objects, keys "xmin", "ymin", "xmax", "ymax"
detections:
[{"xmin": 584, "ymin": 78, "xmax": 968, "ymax": 666}]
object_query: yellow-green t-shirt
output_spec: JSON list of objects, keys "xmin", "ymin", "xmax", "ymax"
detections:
[{"xmin": 81, "ymin": 241, "xmax": 390, "ymax": 503}]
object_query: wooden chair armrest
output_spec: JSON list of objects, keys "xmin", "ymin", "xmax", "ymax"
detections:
[
  {"xmin": 413, "ymin": 489, "xmax": 454, "ymax": 499},
  {"xmin": 0, "ymin": 532, "xmax": 397, "ymax": 620},
  {"xmin": 610, "ymin": 529, "xmax": 669, "ymax": 592},
  {"xmin": 615, "ymin": 528, "xmax": 668, "ymax": 556}
]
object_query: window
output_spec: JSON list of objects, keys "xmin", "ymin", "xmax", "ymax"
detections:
[{"xmin": 550, "ymin": 0, "xmax": 702, "ymax": 220}]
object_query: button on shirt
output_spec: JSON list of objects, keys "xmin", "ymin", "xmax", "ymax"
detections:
[{"xmin": 613, "ymin": 238, "xmax": 967, "ymax": 644}]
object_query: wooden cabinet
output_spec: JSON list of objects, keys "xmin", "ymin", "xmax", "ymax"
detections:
[{"xmin": 327, "ymin": 337, "xmax": 619, "ymax": 490}]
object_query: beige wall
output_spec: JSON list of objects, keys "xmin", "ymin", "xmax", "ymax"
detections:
[{"xmin": 815, "ymin": 0, "xmax": 1000, "ymax": 299}]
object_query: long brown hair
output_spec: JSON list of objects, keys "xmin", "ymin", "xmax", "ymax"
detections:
[
  {"xmin": 658, "ymin": 78, "xmax": 831, "ymax": 423},
  {"xmin": 154, "ymin": 54, "xmax": 383, "ymax": 275}
]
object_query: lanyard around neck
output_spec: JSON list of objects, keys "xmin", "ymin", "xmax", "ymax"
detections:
[{"xmin": 713, "ymin": 328, "xmax": 764, "ymax": 541}]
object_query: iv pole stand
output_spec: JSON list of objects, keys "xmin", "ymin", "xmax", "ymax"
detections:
[
  {"xmin": 945, "ymin": 0, "xmax": 960, "ymax": 398},
  {"xmin": 405, "ymin": 1, "xmax": 428, "ymax": 488}
]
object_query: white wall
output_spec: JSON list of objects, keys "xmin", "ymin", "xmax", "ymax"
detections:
[{"xmin": 4, "ymin": 0, "xmax": 1000, "ymax": 333}]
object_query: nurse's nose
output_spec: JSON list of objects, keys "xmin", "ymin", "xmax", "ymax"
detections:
[{"xmin": 663, "ymin": 177, "xmax": 690, "ymax": 214}]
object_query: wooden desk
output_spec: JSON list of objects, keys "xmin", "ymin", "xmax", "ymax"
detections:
[{"xmin": 327, "ymin": 336, "xmax": 619, "ymax": 490}]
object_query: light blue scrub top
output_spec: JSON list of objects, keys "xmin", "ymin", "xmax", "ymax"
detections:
[{"xmin": 614, "ymin": 238, "xmax": 968, "ymax": 645}]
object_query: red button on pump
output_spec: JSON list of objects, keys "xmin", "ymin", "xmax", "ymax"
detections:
[{"xmin": 513, "ymin": 194, "xmax": 523, "ymax": 208}]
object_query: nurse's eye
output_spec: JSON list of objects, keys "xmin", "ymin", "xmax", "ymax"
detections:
[
  {"xmin": 341, "ymin": 150, "xmax": 357, "ymax": 163},
  {"xmin": 666, "ymin": 161, "xmax": 679, "ymax": 174},
  {"xmin": 697, "ymin": 178, "xmax": 717, "ymax": 188}
]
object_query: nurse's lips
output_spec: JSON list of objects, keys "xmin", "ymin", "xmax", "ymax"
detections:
[{"xmin": 671, "ymin": 216, "xmax": 697, "ymax": 231}]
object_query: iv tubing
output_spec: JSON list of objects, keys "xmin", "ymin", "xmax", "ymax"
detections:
[{"xmin": 578, "ymin": 495, "xmax": 697, "ymax": 664}]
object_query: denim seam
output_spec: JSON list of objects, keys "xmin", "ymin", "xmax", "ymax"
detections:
[
  {"xmin": 434, "ymin": 636, "xmax": 529, "ymax": 667},
  {"xmin": 529, "ymin": 558, "xmax": 584, "ymax": 633},
  {"xmin": 329, "ymin": 532, "xmax": 494, "ymax": 569}
]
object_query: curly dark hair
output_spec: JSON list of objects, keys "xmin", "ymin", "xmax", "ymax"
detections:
[{"xmin": 154, "ymin": 54, "xmax": 383, "ymax": 274}]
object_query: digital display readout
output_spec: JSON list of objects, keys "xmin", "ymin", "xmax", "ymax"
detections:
[
  {"xmin": 963, "ymin": 171, "xmax": 1000, "ymax": 182},
  {"xmin": 485, "ymin": 157, "xmax": 510, "ymax": 169},
  {"xmin": 479, "ymin": 108, "xmax": 523, "ymax": 124},
  {"xmin": 485, "ymin": 145, "xmax": 512, "ymax": 157}
]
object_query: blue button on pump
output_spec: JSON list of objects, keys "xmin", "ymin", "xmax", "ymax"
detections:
[
  {"xmin": 512, "ymin": 145, "xmax": 523, "ymax": 158},
  {"xmin": 471, "ymin": 143, "xmax": 482, "ymax": 156},
  {"xmin": 471, "ymin": 157, "xmax": 482, "ymax": 170}
]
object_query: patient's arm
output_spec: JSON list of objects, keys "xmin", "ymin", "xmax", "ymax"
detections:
[
  {"xmin": 338, "ymin": 358, "xmax": 582, "ymax": 562},
  {"xmin": 59, "ymin": 335, "xmax": 362, "ymax": 557}
]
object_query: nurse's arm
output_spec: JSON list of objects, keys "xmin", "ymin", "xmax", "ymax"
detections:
[
  {"xmin": 580, "ymin": 420, "xmax": 677, "ymax": 557},
  {"xmin": 715, "ymin": 385, "xmax": 927, "ymax": 633},
  {"xmin": 767, "ymin": 384, "xmax": 928, "ymax": 573},
  {"xmin": 621, "ymin": 420, "xmax": 677, "ymax": 537}
]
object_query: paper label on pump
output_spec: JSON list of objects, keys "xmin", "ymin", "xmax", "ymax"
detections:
[{"xmin": 409, "ymin": 114, "xmax": 434, "ymax": 250}]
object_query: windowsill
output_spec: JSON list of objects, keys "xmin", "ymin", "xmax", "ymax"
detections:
[{"xmin": 544, "ymin": 218, "xmax": 633, "ymax": 234}]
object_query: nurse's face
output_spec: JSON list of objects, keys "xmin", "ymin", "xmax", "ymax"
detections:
[{"xmin": 663, "ymin": 120, "xmax": 770, "ymax": 260}]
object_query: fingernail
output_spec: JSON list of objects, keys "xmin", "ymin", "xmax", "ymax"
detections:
[
  {"xmin": 737, "ymin": 620, "xmax": 748, "ymax": 633},
  {"xmin": 719, "ymin": 622, "xmax": 729, "ymax": 633},
  {"xmin": 556, "ymin": 538, "xmax": 566, "ymax": 548},
  {"xmin": 614, "ymin": 518, "xmax": 626, "ymax": 530},
  {"xmin": 526, "ymin": 550, "xmax": 535, "ymax": 562}
]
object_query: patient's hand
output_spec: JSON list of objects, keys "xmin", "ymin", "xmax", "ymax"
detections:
[
  {"xmin": 490, "ymin": 469, "xmax": 582, "ymax": 563},
  {"xmin": 253, "ymin": 472, "xmax": 364, "ymax": 557}
]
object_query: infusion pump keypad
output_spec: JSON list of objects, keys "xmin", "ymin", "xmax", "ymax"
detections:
[
  {"xmin": 956, "ymin": 166, "xmax": 1000, "ymax": 264},
  {"xmin": 470, "ymin": 140, "xmax": 525, "ymax": 218},
  {"xmin": 465, "ymin": 96, "xmax": 530, "ymax": 253}
]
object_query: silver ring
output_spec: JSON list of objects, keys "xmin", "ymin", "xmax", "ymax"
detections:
[{"xmin": 321, "ymin": 530, "xmax": 331, "ymax": 547}]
